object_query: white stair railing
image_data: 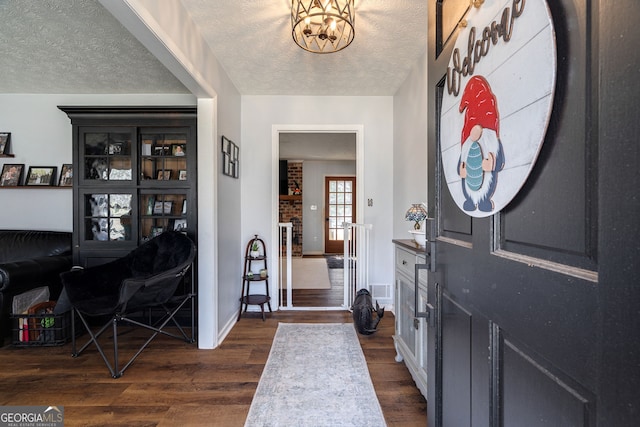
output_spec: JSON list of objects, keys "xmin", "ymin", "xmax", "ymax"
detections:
[
  {"xmin": 278, "ymin": 222, "xmax": 293, "ymax": 309},
  {"xmin": 343, "ymin": 223, "xmax": 372, "ymax": 309}
]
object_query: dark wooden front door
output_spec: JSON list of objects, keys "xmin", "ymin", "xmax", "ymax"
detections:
[{"xmin": 425, "ymin": 1, "xmax": 639, "ymax": 426}]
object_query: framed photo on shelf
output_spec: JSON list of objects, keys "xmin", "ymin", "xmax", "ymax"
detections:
[
  {"xmin": 0, "ymin": 133, "xmax": 10, "ymax": 155},
  {"xmin": 221, "ymin": 135, "xmax": 239, "ymax": 178},
  {"xmin": 0, "ymin": 163, "xmax": 24, "ymax": 186},
  {"xmin": 25, "ymin": 166, "xmax": 57, "ymax": 186},
  {"xmin": 153, "ymin": 200, "xmax": 173, "ymax": 215},
  {"xmin": 178, "ymin": 169, "xmax": 187, "ymax": 180},
  {"xmin": 173, "ymin": 219, "xmax": 187, "ymax": 231},
  {"xmin": 58, "ymin": 164, "xmax": 73, "ymax": 186},
  {"xmin": 182, "ymin": 199, "xmax": 187, "ymax": 214},
  {"xmin": 108, "ymin": 142, "xmax": 123, "ymax": 155},
  {"xmin": 172, "ymin": 144, "xmax": 186, "ymax": 156},
  {"xmin": 153, "ymin": 200, "xmax": 164, "ymax": 215},
  {"xmin": 153, "ymin": 145, "xmax": 170, "ymax": 156},
  {"xmin": 157, "ymin": 170, "xmax": 172, "ymax": 180},
  {"xmin": 151, "ymin": 226, "xmax": 164, "ymax": 237}
]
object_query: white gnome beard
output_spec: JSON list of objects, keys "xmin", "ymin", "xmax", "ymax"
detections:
[{"xmin": 460, "ymin": 129, "xmax": 500, "ymax": 205}]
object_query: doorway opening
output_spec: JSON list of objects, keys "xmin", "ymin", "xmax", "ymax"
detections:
[{"xmin": 272, "ymin": 125, "xmax": 364, "ymax": 310}]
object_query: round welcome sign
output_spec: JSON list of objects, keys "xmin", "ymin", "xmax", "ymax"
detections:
[{"xmin": 440, "ymin": 0, "xmax": 556, "ymax": 217}]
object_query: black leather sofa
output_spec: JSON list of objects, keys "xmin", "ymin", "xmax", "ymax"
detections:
[{"xmin": 0, "ymin": 230, "xmax": 72, "ymax": 345}]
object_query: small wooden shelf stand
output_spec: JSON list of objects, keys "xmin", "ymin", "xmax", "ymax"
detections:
[{"xmin": 238, "ymin": 235, "xmax": 272, "ymax": 321}]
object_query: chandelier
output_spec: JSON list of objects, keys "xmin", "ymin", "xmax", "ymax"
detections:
[{"xmin": 291, "ymin": 0, "xmax": 355, "ymax": 54}]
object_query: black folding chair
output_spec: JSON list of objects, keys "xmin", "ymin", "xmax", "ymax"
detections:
[{"xmin": 60, "ymin": 231, "xmax": 196, "ymax": 378}]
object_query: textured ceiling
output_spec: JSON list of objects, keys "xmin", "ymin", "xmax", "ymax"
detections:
[
  {"xmin": 181, "ymin": 0, "xmax": 427, "ymax": 95},
  {"xmin": 0, "ymin": 0, "xmax": 187, "ymax": 94},
  {"xmin": 0, "ymin": 0, "xmax": 427, "ymax": 96}
]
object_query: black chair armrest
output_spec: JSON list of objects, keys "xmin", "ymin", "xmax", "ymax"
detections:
[{"xmin": 120, "ymin": 262, "xmax": 193, "ymax": 312}]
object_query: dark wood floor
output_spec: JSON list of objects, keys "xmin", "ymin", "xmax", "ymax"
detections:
[
  {"xmin": 279, "ymin": 256, "xmax": 345, "ymax": 307},
  {"xmin": 0, "ymin": 309, "xmax": 426, "ymax": 426},
  {"xmin": 280, "ymin": 286, "xmax": 345, "ymax": 307}
]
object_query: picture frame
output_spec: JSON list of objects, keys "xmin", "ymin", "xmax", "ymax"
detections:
[
  {"xmin": 153, "ymin": 145, "xmax": 170, "ymax": 156},
  {"xmin": 178, "ymin": 169, "xmax": 187, "ymax": 181},
  {"xmin": 157, "ymin": 170, "xmax": 172, "ymax": 180},
  {"xmin": 151, "ymin": 226, "xmax": 164, "ymax": 238},
  {"xmin": 182, "ymin": 199, "xmax": 187, "ymax": 215},
  {"xmin": 0, "ymin": 133, "xmax": 10, "ymax": 155},
  {"xmin": 25, "ymin": 166, "xmax": 57, "ymax": 186},
  {"xmin": 58, "ymin": 164, "xmax": 73, "ymax": 187},
  {"xmin": 154, "ymin": 200, "xmax": 174, "ymax": 215},
  {"xmin": 153, "ymin": 200, "xmax": 164, "ymax": 215},
  {"xmin": 172, "ymin": 144, "xmax": 186, "ymax": 156},
  {"xmin": 0, "ymin": 163, "xmax": 24, "ymax": 186},
  {"xmin": 173, "ymin": 219, "xmax": 187, "ymax": 231},
  {"xmin": 221, "ymin": 135, "xmax": 239, "ymax": 178},
  {"xmin": 108, "ymin": 142, "xmax": 123, "ymax": 155}
]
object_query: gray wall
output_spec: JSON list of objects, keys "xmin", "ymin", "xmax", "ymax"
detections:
[
  {"xmin": 393, "ymin": 50, "xmax": 428, "ymax": 238},
  {"xmin": 302, "ymin": 160, "xmax": 356, "ymax": 254}
]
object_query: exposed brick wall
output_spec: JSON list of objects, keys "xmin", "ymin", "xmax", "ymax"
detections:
[
  {"xmin": 287, "ymin": 162, "xmax": 303, "ymax": 195},
  {"xmin": 279, "ymin": 162, "xmax": 303, "ymax": 256}
]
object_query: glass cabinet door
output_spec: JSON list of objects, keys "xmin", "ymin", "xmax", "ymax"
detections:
[
  {"xmin": 140, "ymin": 131, "xmax": 188, "ymax": 183},
  {"xmin": 140, "ymin": 191, "xmax": 188, "ymax": 242},
  {"xmin": 82, "ymin": 192, "xmax": 134, "ymax": 242},
  {"xmin": 398, "ymin": 276, "xmax": 417, "ymax": 355},
  {"xmin": 81, "ymin": 129, "xmax": 133, "ymax": 183}
]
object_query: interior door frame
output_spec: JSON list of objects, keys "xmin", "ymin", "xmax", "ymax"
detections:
[{"xmin": 270, "ymin": 124, "xmax": 365, "ymax": 310}]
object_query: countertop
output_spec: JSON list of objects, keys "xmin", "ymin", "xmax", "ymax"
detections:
[{"xmin": 392, "ymin": 239, "xmax": 428, "ymax": 253}]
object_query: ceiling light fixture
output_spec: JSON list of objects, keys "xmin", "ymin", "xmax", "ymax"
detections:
[{"xmin": 291, "ymin": 0, "xmax": 355, "ymax": 54}]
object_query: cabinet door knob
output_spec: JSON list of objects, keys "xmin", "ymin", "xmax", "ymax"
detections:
[{"xmin": 402, "ymin": 260, "xmax": 407, "ymax": 265}]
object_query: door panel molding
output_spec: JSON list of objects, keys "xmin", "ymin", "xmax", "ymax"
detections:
[
  {"xmin": 492, "ymin": 248, "xmax": 598, "ymax": 282},
  {"xmin": 501, "ymin": 335, "xmax": 596, "ymax": 425},
  {"xmin": 441, "ymin": 293, "xmax": 472, "ymax": 426},
  {"xmin": 494, "ymin": 0, "xmax": 598, "ymax": 273}
]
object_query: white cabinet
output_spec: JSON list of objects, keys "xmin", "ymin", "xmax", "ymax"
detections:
[{"xmin": 393, "ymin": 241, "xmax": 428, "ymax": 398}]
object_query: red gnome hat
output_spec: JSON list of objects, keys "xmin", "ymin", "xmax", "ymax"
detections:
[{"xmin": 459, "ymin": 75, "xmax": 500, "ymax": 146}]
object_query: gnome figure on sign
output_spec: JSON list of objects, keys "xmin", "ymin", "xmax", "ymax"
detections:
[{"xmin": 457, "ymin": 76, "xmax": 505, "ymax": 213}]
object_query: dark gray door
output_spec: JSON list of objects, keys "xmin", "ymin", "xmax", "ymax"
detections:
[{"xmin": 426, "ymin": 1, "xmax": 639, "ymax": 426}]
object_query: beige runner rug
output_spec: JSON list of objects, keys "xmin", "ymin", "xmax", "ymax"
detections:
[
  {"xmin": 244, "ymin": 323, "xmax": 386, "ymax": 427},
  {"xmin": 279, "ymin": 257, "xmax": 332, "ymax": 289}
]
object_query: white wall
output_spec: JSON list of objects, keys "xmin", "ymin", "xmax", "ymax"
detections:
[
  {"xmin": 241, "ymin": 96, "xmax": 394, "ymax": 299},
  {"xmin": 102, "ymin": 0, "xmax": 243, "ymax": 347},
  {"xmin": 302, "ymin": 160, "xmax": 356, "ymax": 255},
  {"xmin": 0, "ymin": 93, "xmax": 195, "ymax": 232},
  {"xmin": 215, "ymin": 91, "xmax": 242, "ymax": 333},
  {"xmin": 393, "ymin": 51, "xmax": 429, "ymax": 238}
]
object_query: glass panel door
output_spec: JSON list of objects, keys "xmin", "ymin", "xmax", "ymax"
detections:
[
  {"xmin": 324, "ymin": 176, "xmax": 355, "ymax": 254},
  {"xmin": 81, "ymin": 129, "xmax": 133, "ymax": 182},
  {"xmin": 82, "ymin": 192, "xmax": 133, "ymax": 241}
]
